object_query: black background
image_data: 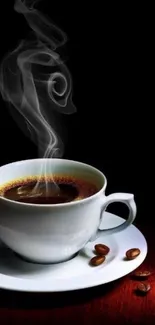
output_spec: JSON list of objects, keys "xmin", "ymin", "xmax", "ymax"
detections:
[{"xmin": 0, "ymin": 1, "xmax": 153, "ymax": 224}]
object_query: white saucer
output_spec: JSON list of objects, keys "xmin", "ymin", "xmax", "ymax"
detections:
[{"xmin": 0, "ymin": 212, "xmax": 147, "ymax": 292}]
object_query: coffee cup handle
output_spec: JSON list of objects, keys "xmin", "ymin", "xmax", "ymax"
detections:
[{"xmin": 96, "ymin": 193, "xmax": 137, "ymax": 238}]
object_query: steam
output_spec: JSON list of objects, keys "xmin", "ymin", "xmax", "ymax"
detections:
[{"xmin": 0, "ymin": 0, "xmax": 76, "ymax": 196}]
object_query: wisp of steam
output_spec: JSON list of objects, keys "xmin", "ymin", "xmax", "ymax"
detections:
[{"xmin": 0, "ymin": 0, "xmax": 76, "ymax": 197}]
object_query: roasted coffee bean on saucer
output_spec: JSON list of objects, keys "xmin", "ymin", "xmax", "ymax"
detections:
[
  {"xmin": 90, "ymin": 255, "xmax": 105, "ymax": 266},
  {"xmin": 94, "ymin": 244, "xmax": 110, "ymax": 256},
  {"xmin": 126, "ymin": 248, "xmax": 141, "ymax": 260}
]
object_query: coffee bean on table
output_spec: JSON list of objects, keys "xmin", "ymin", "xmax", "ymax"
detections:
[
  {"xmin": 126, "ymin": 248, "xmax": 141, "ymax": 260},
  {"xmin": 134, "ymin": 270, "xmax": 151, "ymax": 278},
  {"xmin": 137, "ymin": 282, "xmax": 151, "ymax": 294},
  {"xmin": 94, "ymin": 244, "xmax": 110, "ymax": 256},
  {"xmin": 90, "ymin": 256, "xmax": 105, "ymax": 266}
]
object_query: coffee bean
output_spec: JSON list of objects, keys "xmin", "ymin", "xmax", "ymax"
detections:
[
  {"xmin": 95, "ymin": 244, "xmax": 110, "ymax": 256},
  {"xmin": 126, "ymin": 248, "xmax": 140, "ymax": 260},
  {"xmin": 134, "ymin": 270, "xmax": 151, "ymax": 278},
  {"xmin": 137, "ymin": 282, "xmax": 151, "ymax": 293},
  {"xmin": 90, "ymin": 255, "xmax": 105, "ymax": 266}
]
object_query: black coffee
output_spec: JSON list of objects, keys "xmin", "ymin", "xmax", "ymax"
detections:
[{"xmin": 0, "ymin": 175, "xmax": 98, "ymax": 204}]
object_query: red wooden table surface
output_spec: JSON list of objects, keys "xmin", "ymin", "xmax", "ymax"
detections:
[{"xmin": 0, "ymin": 221, "xmax": 155, "ymax": 325}]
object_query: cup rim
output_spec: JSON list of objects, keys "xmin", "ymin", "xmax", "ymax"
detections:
[{"xmin": 0, "ymin": 158, "xmax": 107, "ymax": 208}]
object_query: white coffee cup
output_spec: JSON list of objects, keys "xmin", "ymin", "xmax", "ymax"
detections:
[{"xmin": 0, "ymin": 158, "xmax": 136, "ymax": 263}]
